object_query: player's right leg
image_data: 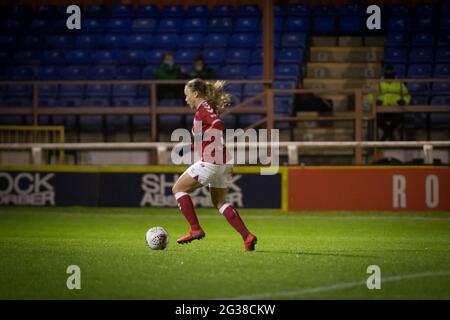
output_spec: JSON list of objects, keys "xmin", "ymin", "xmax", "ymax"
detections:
[{"xmin": 172, "ymin": 166, "xmax": 205, "ymax": 244}]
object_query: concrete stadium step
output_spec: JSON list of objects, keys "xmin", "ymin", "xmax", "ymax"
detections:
[
  {"xmin": 303, "ymin": 78, "xmax": 373, "ymax": 89},
  {"xmin": 320, "ymin": 94, "xmax": 353, "ymax": 111},
  {"xmin": 306, "ymin": 62, "xmax": 382, "ymax": 79},
  {"xmin": 293, "ymin": 127, "xmax": 355, "ymax": 141},
  {"xmin": 311, "ymin": 36, "xmax": 385, "ymax": 47},
  {"xmin": 310, "ymin": 47, "xmax": 384, "ymax": 63}
]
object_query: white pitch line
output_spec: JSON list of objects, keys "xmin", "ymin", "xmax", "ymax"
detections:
[{"xmin": 223, "ymin": 271, "xmax": 450, "ymax": 300}]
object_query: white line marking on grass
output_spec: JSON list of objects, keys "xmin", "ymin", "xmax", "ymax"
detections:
[{"xmin": 223, "ymin": 271, "xmax": 450, "ymax": 300}]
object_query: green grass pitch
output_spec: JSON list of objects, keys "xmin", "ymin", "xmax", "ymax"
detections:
[{"xmin": 0, "ymin": 207, "xmax": 449, "ymax": 299}]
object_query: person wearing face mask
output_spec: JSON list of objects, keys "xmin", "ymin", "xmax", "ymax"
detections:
[
  {"xmin": 365, "ymin": 65, "xmax": 411, "ymax": 141},
  {"xmin": 189, "ymin": 56, "xmax": 218, "ymax": 80},
  {"xmin": 155, "ymin": 52, "xmax": 183, "ymax": 100}
]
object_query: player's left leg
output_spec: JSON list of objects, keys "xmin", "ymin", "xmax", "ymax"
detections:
[{"xmin": 210, "ymin": 187, "xmax": 257, "ymax": 252}]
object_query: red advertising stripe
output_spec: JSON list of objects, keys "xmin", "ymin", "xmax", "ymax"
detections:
[{"xmin": 288, "ymin": 167, "xmax": 450, "ymax": 211}]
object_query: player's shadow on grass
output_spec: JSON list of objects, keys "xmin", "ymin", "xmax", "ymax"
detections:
[{"xmin": 256, "ymin": 250, "xmax": 379, "ymax": 258}]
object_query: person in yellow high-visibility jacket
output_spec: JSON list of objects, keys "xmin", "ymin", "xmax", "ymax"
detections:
[{"xmin": 365, "ymin": 65, "xmax": 411, "ymax": 141}]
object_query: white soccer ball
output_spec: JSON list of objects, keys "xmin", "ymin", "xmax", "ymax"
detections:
[{"xmin": 146, "ymin": 226, "xmax": 169, "ymax": 250}]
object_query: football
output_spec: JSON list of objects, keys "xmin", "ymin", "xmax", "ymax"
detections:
[{"xmin": 145, "ymin": 226, "xmax": 169, "ymax": 250}]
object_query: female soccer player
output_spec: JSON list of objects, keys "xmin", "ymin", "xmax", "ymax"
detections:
[{"xmin": 172, "ymin": 78, "xmax": 257, "ymax": 252}]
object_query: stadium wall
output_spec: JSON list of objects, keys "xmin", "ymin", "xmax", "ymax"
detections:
[{"xmin": 0, "ymin": 165, "xmax": 449, "ymax": 211}]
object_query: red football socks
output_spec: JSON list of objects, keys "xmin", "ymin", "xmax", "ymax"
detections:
[
  {"xmin": 175, "ymin": 192, "xmax": 201, "ymax": 231},
  {"xmin": 219, "ymin": 203, "xmax": 250, "ymax": 240}
]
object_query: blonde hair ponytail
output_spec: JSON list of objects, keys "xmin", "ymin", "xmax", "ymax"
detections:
[{"xmin": 187, "ymin": 78, "xmax": 231, "ymax": 112}]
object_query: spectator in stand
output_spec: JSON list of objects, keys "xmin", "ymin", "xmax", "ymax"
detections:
[
  {"xmin": 154, "ymin": 52, "xmax": 183, "ymax": 100},
  {"xmin": 189, "ymin": 56, "xmax": 218, "ymax": 80}
]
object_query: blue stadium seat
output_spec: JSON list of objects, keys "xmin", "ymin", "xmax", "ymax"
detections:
[
  {"xmin": 0, "ymin": 50, "xmax": 11, "ymax": 65},
  {"xmin": 385, "ymin": 33, "xmax": 409, "ymax": 47},
  {"xmin": 237, "ymin": 5, "xmax": 260, "ymax": 17},
  {"xmin": 86, "ymin": 84, "xmax": 110, "ymax": 98},
  {"xmin": 229, "ymin": 33, "xmax": 256, "ymax": 48},
  {"xmin": 38, "ymin": 66, "xmax": 60, "ymax": 80},
  {"xmin": 227, "ymin": 49, "xmax": 250, "ymax": 64},
  {"xmin": 186, "ymin": 5, "xmax": 209, "ymax": 17},
  {"xmin": 61, "ymin": 66, "xmax": 88, "ymax": 79},
  {"xmin": 60, "ymin": 84, "xmax": 84, "ymax": 97},
  {"xmin": 202, "ymin": 49, "xmax": 225, "ymax": 64},
  {"xmin": 15, "ymin": 51, "xmax": 39, "ymax": 64},
  {"xmin": 59, "ymin": 97, "xmax": 82, "ymax": 107},
  {"xmin": 432, "ymin": 82, "xmax": 450, "ymax": 95},
  {"xmin": 406, "ymin": 83, "xmax": 430, "ymax": 95},
  {"xmin": 106, "ymin": 19, "xmax": 132, "ymax": 33},
  {"xmin": 412, "ymin": 33, "xmax": 435, "ymax": 47},
  {"xmin": 274, "ymin": 97, "xmax": 294, "ymax": 116},
  {"xmin": 65, "ymin": 50, "xmax": 92, "ymax": 65},
  {"xmin": 36, "ymin": 5, "xmax": 59, "ymax": 18},
  {"xmin": 122, "ymin": 50, "xmax": 148, "ymax": 64},
  {"xmin": 0, "ymin": 36, "xmax": 15, "ymax": 48},
  {"xmin": 175, "ymin": 49, "xmax": 199, "ymax": 63},
  {"xmin": 391, "ymin": 64, "xmax": 406, "ymax": 78},
  {"xmin": 39, "ymin": 84, "xmax": 59, "ymax": 97},
  {"xmin": 436, "ymin": 48, "xmax": 450, "ymax": 63},
  {"xmin": 211, "ymin": 5, "xmax": 235, "ymax": 17},
  {"xmin": 339, "ymin": 16, "xmax": 361, "ymax": 33},
  {"xmin": 46, "ymin": 35, "xmax": 73, "ymax": 49},
  {"xmin": 30, "ymin": 19, "xmax": 54, "ymax": 33},
  {"xmin": 413, "ymin": 16, "xmax": 435, "ymax": 31},
  {"xmin": 384, "ymin": 48, "xmax": 408, "ymax": 64},
  {"xmin": 103, "ymin": 34, "xmax": 129, "ymax": 49},
  {"xmin": 183, "ymin": 18, "xmax": 208, "ymax": 32},
  {"xmin": 147, "ymin": 50, "xmax": 166, "ymax": 64},
  {"xmin": 180, "ymin": 34, "xmax": 204, "ymax": 48},
  {"xmin": 136, "ymin": 5, "xmax": 159, "ymax": 18},
  {"xmin": 41, "ymin": 50, "xmax": 66, "ymax": 65},
  {"xmin": 204, "ymin": 33, "xmax": 229, "ymax": 48},
  {"xmin": 251, "ymin": 50, "xmax": 263, "ymax": 63},
  {"xmin": 85, "ymin": 5, "xmax": 108, "ymax": 18},
  {"xmin": 243, "ymin": 83, "xmax": 263, "ymax": 96},
  {"xmin": 274, "ymin": 81, "xmax": 296, "ymax": 93},
  {"xmin": 7, "ymin": 84, "xmax": 32, "ymax": 96},
  {"xmin": 221, "ymin": 65, "xmax": 247, "ymax": 79},
  {"xmin": 9, "ymin": 5, "xmax": 33, "ymax": 19},
  {"xmin": 21, "ymin": 35, "xmax": 42, "ymax": 48},
  {"xmin": 75, "ymin": 35, "xmax": 101, "ymax": 49},
  {"xmin": 284, "ymin": 17, "xmax": 310, "ymax": 32},
  {"xmin": 313, "ymin": 16, "xmax": 337, "ymax": 33},
  {"xmin": 142, "ymin": 65, "xmax": 156, "ymax": 79},
  {"xmin": 387, "ymin": 17, "xmax": 410, "ymax": 32},
  {"xmin": 161, "ymin": 5, "xmax": 185, "ymax": 17},
  {"xmin": 247, "ymin": 65, "xmax": 262, "ymax": 79},
  {"xmin": 132, "ymin": 18, "xmax": 157, "ymax": 33},
  {"xmin": 407, "ymin": 64, "xmax": 433, "ymax": 78},
  {"xmin": 281, "ymin": 33, "xmax": 307, "ymax": 48},
  {"xmin": 113, "ymin": 97, "xmax": 138, "ymax": 106},
  {"xmin": 82, "ymin": 19, "xmax": 106, "ymax": 33},
  {"xmin": 11, "ymin": 66, "xmax": 34, "ymax": 79},
  {"xmin": 275, "ymin": 64, "xmax": 300, "ymax": 80},
  {"xmin": 274, "ymin": 16, "xmax": 283, "ymax": 32},
  {"xmin": 430, "ymin": 96, "xmax": 450, "ymax": 105},
  {"xmin": 434, "ymin": 64, "xmax": 450, "ymax": 78},
  {"xmin": 93, "ymin": 50, "xmax": 120, "ymax": 64},
  {"xmin": 438, "ymin": 33, "xmax": 450, "ymax": 47},
  {"xmin": 1, "ymin": 19, "xmax": 23, "ymax": 34},
  {"xmin": 128, "ymin": 34, "xmax": 153, "ymax": 49},
  {"xmin": 155, "ymin": 34, "xmax": 179, "ymax": 48},
  {"xmin": 409, "ymin": 48, "xmax": 433, "ymax": 63},
  {"xmin": 415, "ymin": 4, "xmax": 437, "ymax": 16},
  {"xmin": 111, "ymin": 4, "xmax": 134, "ymax": 18},
  {"xmin": 441, "ymin": 16, "xmax": 450, "ymax": 30},
  {"xmin": 410, "ymin": 95, "xmax": 429, "ymax": 105},
  {"xmin": 157, "ymin": 18, "xmax": 182, "ymax": 32},
  {"xmin": 234, "ymin": 18, "xmax": 259, "ymax": 32},
  {"xmin": 225, "ymin": 83, "xmax": 243, "ymax": 97},
  {"xmin": 277, "ymin": 48, "xmax": 304, "ymax": 63},
  {"xmin": 286, "ymin": 4, "xmax": 310, "ymax": 16},
  {"xmin": 116, "ymin": 66, "xmax": 140, "ymax": 80},
  {"xmin": 112, "ymin": 84, "xmax": 138, "ymax": 97},
  {"xmin": 209, "ymin": 18, "xmax": 233, "ymax": 32},
  {"xmin": 388, "ymin": 4, "xmax": 410, "ymax": 16}
]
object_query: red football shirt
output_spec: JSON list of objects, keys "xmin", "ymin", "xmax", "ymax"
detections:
[{"xmin": 192, "ymin": 100, "xmax": 230, "ymax": 164}]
